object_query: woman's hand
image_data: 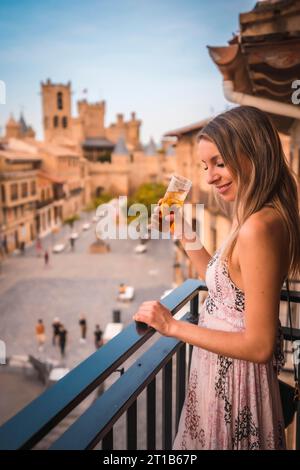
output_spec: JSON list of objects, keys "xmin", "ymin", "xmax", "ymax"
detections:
[
  {"xmin": 150, "ymin": 198, "xmax": 178, "ymax": 235},
  {"xmin": 133, "ymin": 301, "xmax": 176, "ymax": 336}
]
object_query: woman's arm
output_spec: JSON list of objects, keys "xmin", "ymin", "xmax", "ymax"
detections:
[
  {"xmin": 180, "ymin": 231, "xmax": 212, "ymax": 281},
  {"xmin": 134, "ymin": 217, "xmax": 284, "ymax": 364}
]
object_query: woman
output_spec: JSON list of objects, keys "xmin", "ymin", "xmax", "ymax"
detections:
[{"xmin": 133, "ymin": 106, "xmax": 300, "ymax": 450}]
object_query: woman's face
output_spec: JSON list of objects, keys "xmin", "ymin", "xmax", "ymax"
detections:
[{"xmin": 198, "ymin": 138, "xmax": 237, "ymax": 202}]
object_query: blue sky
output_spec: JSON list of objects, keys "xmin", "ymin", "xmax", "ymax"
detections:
[{"xmin": 0, "ymin": 0, "xmax": 256, "ymax": 143}]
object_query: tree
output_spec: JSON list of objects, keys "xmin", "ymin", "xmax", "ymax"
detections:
[
  {"xmin": 63, "ymin": 214, "xmax": 80, "ymax": 229},
  {"xmin": 128, "ymin": 182, "xmax": 166, "ymax": 220},
  {"xmin": 84, "ymin": 193, "xmax": 113, "ymax": 212}
]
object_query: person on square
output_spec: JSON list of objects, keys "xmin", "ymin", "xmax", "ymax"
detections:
[
  {"xmin": 58, "ymin": 324, "xmax": 67, "ymax": 358},
  {"xmin": 52, "ymin": 317, "xmax": 61, "ymax": 346},
  {"xmin": 94, "ymin": 324, "xmax": 103, "ymax": 349},
  {"xmin": 35, "ymin": 319, "xmax": 46, "ymax": 352},
  {"xmin": 79, "ymin": 314, "xmax": 87, "ymax": 343}
]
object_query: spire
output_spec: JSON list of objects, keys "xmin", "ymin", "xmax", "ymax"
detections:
[
  {"xmin": 7, "ymin": 114, "xmax": 18, "ymax": 127},
  {"xmin": 113, "ymin": 135, "xmax": 129, "ymax": 155},
  {"xmin": 19, "ymin": 112, "xmax": 28, "ymax": 134},
  {"xmin": 144, "ymin": 137, "xmax": 157, "ymax": 156}
]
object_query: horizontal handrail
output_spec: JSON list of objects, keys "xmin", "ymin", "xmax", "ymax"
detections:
[
  {"xmin": 0, "ymin": 281, "xmax": 299, "ymax": 450},
  {"xmin": 0, "ymin": 279, "xmax": 204, "ymax": 450},
  {"xmin": 50, "ymin": 311, "xmax": 194, "ymax": 450}
]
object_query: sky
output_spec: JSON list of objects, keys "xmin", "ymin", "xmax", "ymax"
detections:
[{"xmin": 0, "ymin": 0, "xmax": 256, "ymax": 144}]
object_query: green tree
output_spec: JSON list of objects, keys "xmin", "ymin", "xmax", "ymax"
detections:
[
  {"xmin": 63, "ymin": 214, "xmax": 80, "ymax": 229},
  {"xmin": 128, "ymin": 182, "xmax": 166, "ymax": 220},
  {"xmin": 84, "ymin": 192, "xmax": 113, "ymax": 212}
]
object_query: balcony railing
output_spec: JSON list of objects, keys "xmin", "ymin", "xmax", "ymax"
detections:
[{"xmin": 0, "ymin": 279, "xmax": 299, "ymax": 450}]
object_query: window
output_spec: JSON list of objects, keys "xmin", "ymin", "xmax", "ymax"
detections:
[
  {"xmin": 57, "ymin": 92, "xmax": 63, "ymax": 110},
  {"xmin": 31, "ymin": 180, "xmax": 36, "ymax": 195},
  {"xmin": 21, "ymin": 182, "xmax": 28, "ymax": 198},
  {"xmin": 53, "ymin": 116, "xmax": 59, "ymax": 128},
  {"xmin": 11, "ymin": 183, "xmax": 18, "ymax": 201},
  {"xmin": 62, "ymin": 116, "xmax": 68, "ymax": 128},
  {"xmin": 41, "ymin": 189, "xmax": 45, "ymax": 201},
  {"xmin": 1, "ymin": 185, "xmax": 5, "ymax": 203}
]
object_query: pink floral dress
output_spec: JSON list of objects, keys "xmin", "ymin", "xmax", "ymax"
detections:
[{"xmin": 173, "ymin": 246, "xmax": 286, "ymax": 450}]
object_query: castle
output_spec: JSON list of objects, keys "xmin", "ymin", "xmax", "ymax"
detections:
[{"xmin": 0, "ymin": 79, "xmax": 175, "ymax": 253}]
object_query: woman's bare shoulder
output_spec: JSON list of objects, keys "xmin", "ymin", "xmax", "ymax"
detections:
[
  {"xmin": 238, "ymin": 207, "xmax": 288, "ymax": 252},
  {"xmin": 236, "ymin": 207, "xmax": 289, "ymax": 286}
]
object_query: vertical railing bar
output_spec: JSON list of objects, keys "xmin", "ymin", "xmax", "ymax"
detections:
[
  {"xmin": 162, "ymin": 359, "xmax": 172, "ymax": 450},
  {"xmin": 175, "ymin": 343, "xmax": 186, "ymax": 432},
  {"xmin": 190, "ymin": 294, "xmax": 199, "ymax": 320},
  {"xmin": 147, "ymin": 378, "xmax": 156, "ymax": 450},
  {"xmin": 188, "ymin": 294, "xmax": 199, "ymax": 375},
  {"xmin": 296, "ymin": 362, "xmax": 300, "ymax": 450},
  {"xmin": 102, "ymin": 427, "xmax": 113, "ymax": 450},
  {"xmin": 127, "ymin": 401, "xmax": 137, "ymax": 450}
]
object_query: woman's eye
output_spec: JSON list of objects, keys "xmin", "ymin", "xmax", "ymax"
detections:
[{"xmin": 202, "ymin": 163, "xmax": 224, "ymax": 170}]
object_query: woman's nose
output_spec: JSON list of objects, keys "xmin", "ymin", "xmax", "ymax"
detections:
[{"xmin": 206, "ymin": 168, "xmax": 220, "ymax": 185}]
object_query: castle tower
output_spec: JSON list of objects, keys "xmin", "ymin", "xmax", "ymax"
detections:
[
  {"xmin": 111, "ymin": 135, "xmax": 130, "ymax": 166},
  {"xmin": 77, "ymin": 99, "xmax": 105, "ymax": 138},
  {"xmin": 127, "ymin": 112, "xmax": 141, "ymax": 149},
  {"xmin": 41, "ymin": 79, "xmax": 72, "ymax": 142},
  {"xmin": 5, "ymin": 114, "xmax": 20, "ymax": 138}
]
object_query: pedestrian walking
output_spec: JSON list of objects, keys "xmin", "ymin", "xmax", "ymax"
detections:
[
  {"xmin": 44, "ymin": 250, "xmax": 49, "ymax": 267},
  {"xmin": 36, "ymin": 237, "xmax": 42, "ymax": 257},
  {"xmin": 79, "ymin": 314, "xmax": 87, "ymax": 343},
  {"xmin": 35, "ymin": 319, "xmax": 46, "ymax": 352},
  {"xmin": 58, "ymin": 324, "xmax": 67, "ymax": 358},
  {"xmin": 94, "ymin": 324, "xmax": 103, "ymax": 349},
  {"xmin": 52, "ymin": 317, "xmax": 61, "ymax": 346}
]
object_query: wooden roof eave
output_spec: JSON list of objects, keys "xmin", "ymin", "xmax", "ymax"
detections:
[{"xmin": 207, "ymin": 44, "xmax": 253, "ymax": 93}]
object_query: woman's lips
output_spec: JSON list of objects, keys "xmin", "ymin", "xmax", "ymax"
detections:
[{"xmin": 216, "ymin": 182, "xmax": 232, "ymax": 194}]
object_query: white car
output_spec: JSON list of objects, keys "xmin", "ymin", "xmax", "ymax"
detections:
[
  {"xmin": 134, "ymin": 244, "xmax": 147, "ymax": 254},
  {"xmin": 82, "ymin": 223, "xmax": 91, "ymax": 231},
  {"xmin": 70, "ymin": 232, "xmax": 79, "ymax": 240},
  {"xmin": 117, "ymin": 286, "xmax": 135, "ymax": 301},
  {"xmin": 52, "ymin": 243, "xmax": 65, "ymax": 253}
]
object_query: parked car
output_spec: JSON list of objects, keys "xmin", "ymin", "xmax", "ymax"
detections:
[
  {"xmin": 52, "ymin": 243, "xmax": 65, "ymax": 253},
  {"xmin": 70, "ymin": 232, "xmax": 79, "ymax": 240},
  {"xmin": 134, "ymin": 244, "xmax": 147, "ymax": 254},
  {"xmin": 117, "ymin": 286, "xmax": 135, "ymax": 301}
]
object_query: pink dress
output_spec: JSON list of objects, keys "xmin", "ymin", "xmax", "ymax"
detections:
[{"xmin": 173, "ymin": 246, "xmax": 286, "ymax": 450}]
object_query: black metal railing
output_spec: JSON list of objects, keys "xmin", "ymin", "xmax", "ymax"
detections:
[{"xmin": 0, "ymin": 279, "xmax": 299, "ymax": 450}]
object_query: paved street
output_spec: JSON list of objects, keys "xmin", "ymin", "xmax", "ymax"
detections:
[{"xmin": 0, "ymin": 214, "xmax": 174, "ymax": 370}]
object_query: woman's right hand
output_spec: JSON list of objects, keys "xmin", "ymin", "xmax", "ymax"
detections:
[{"xmin": 150, "ymin": 198, "xmax": 177, "ymax": 235}]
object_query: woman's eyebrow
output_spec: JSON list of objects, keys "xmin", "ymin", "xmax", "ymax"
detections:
[{"xmin": 201, "ymin": 154, "xmax": 221, "ymax": 163}]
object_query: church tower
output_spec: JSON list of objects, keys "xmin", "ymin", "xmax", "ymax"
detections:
[{"xmin": 41, "ymin": 79, "xmax": 72, "ymax": 142}]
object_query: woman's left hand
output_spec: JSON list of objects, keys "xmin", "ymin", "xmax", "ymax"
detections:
[{"xmin": 133, "ymin": 301, "xmax": 176, "ymax": 337}]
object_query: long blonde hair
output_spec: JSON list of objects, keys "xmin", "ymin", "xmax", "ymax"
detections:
[{"xmin": 197, "ymin": 105, "xmax": 300, "ymax": 280}]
